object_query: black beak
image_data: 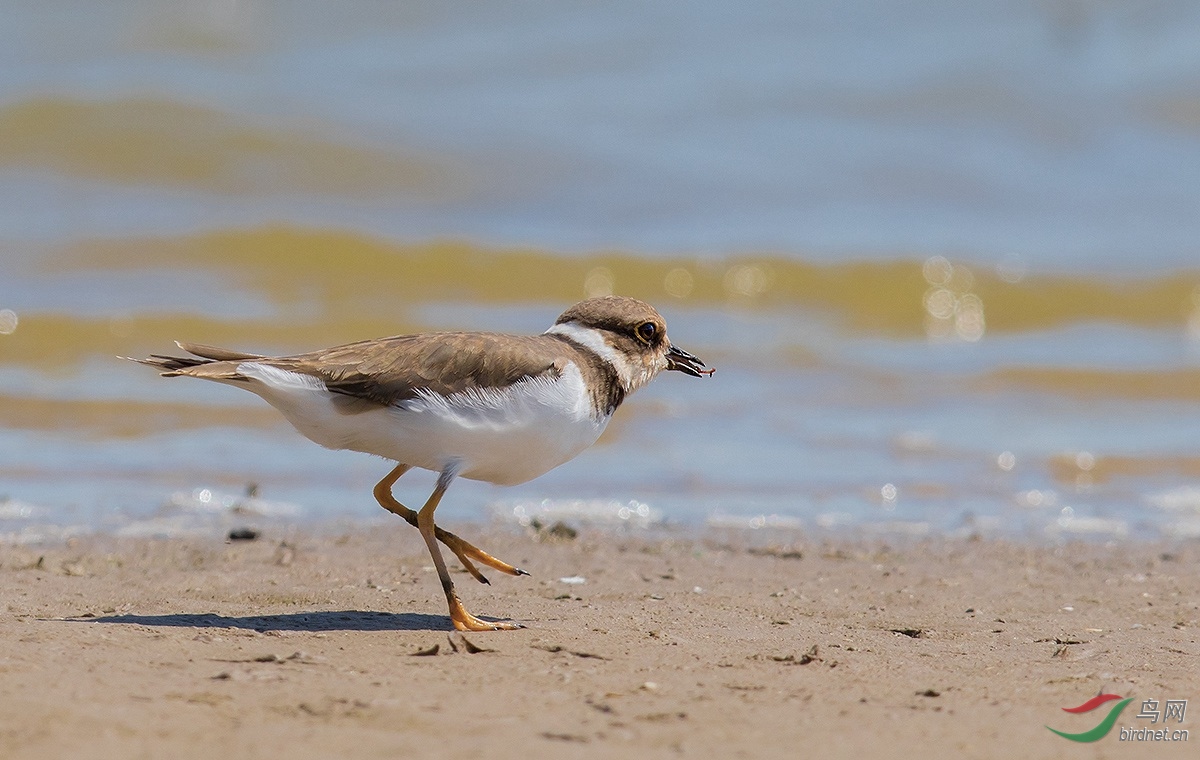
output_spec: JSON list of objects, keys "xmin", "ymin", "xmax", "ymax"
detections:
[{"xmin": 666, "ymin": 344, "xmax": 714, "ymax": 377}]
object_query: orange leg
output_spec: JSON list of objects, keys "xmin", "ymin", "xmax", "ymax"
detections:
[
  {"xmin": 373, "ymin": 464, "xmax": 529, "ymax": 584},
  {"xmin": 417, "ymin": 465, "xmax": 522, "ymax": 631}
]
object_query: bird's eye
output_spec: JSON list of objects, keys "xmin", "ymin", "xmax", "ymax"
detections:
[{"xmin": 636, "ymin": 321, "xmax": 657, "ymax": 343}]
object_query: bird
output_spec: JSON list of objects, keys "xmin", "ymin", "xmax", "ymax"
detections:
[{"xmin": 131, "ymin": 295, "xmax": 712, "ymax": 631}]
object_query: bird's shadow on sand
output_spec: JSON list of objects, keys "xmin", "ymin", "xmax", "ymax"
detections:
[{"xmin": 80, "ymin": 610, "xmax": 451, "ymax": 632}]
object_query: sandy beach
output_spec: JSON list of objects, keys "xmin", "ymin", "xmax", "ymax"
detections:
[{"xmin": 2, "ymin": 524, "xmax": 1196, "ymax": 759}]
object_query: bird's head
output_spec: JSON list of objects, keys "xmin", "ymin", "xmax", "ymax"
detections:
[{"xmin": 546, "ymin": 295, "xmax": 713, "ymax": 394}]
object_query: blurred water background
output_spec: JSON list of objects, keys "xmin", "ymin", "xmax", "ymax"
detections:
[{"xmin": 3, "ymin": 1, "xmax": 1200, "ymax": 543}]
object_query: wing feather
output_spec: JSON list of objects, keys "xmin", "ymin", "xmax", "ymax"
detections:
[{"xmin": 268, "ymin": 333, "xmax": 568, "ymax": 407}]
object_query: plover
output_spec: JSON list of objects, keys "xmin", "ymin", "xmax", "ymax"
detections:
[{"xmin": 132, "ymin": 296, "xmax": 712, "ymax": 630}]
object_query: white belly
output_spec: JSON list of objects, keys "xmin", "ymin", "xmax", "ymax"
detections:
[{"xmin": 234, "ymin": 361, "xmax": 608, "ymax": 485}]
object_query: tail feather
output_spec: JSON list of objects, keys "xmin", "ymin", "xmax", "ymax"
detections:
[
  {"xmin": 126, "ymin": 342, "xmax": 262, "ymax": 380},
  {"xmin": 127, "ymin": 354, "xmax": 207, "ymax": 374},
  {"xmin": 175, "ymin": 341, "xmax": 265, "ymax": 362}
]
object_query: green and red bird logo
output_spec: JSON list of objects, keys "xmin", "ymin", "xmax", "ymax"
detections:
[{"xmin": 1046, "ymin": 692, "xmax": 1133, "ymax": 742}]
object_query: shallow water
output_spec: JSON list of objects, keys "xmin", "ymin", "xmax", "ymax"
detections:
[{"xmin": 2, "ymin": 2, "xmax": 1200, "ymax": 542}]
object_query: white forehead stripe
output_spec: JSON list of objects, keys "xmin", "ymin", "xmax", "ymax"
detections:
[{"xmin": 545, "ymin": 321, "xmax": 634, "ymax": 390}]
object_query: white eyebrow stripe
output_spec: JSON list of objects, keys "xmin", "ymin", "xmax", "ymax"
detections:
[{"xmin": 544, "ymin": 321, "xmax": 633, "ymax": 390}]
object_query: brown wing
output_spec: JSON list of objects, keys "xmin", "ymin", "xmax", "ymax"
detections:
[{"xmin": 269, "ymin": 332, "xmax": 569, "ymax": 406}]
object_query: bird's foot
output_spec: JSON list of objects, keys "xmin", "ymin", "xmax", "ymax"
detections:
[
  {"xmin": 437, "ymin": 527, "xmax": 529, "ymax": 585},
  {"xmin": 447, "ymin": 594, "xmax": 523, "ymax": 631}
]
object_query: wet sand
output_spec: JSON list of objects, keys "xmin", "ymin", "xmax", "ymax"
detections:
[{"xmin": 2, "ymin": 525, "xmax": 1196, "ymax": 758}]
